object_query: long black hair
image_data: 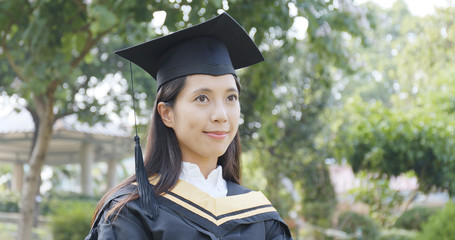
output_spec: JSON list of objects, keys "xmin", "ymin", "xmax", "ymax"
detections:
[{"xmin": 92, "ymin": 76, "xmax": 242, "ymax": 223}]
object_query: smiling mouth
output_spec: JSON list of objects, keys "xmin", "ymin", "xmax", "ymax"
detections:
[{"xmin": 203, "ymin": 131, "xmax": 228, "ymax": 139}]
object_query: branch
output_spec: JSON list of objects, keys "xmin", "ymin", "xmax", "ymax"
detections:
[
  {"xmin": 46, "ymin": 79, "xmax": 60, "ymax": 97},
  {"xmin": 29, "ymin": 0, "xmax": 42, "ymax": 13},
  {"xmin": 71, "ymin": 0, "xmax": 85, "ymax": 13},
  {"xmin": 69, "ymin": 11, "xmax": 137, "ymax": 68},
  {"xmin": 70, "ymin": 26, "xmax": 114, "ymax": 68},
  {"xmin": 3, "ymin": 47, "xmax": 29, "ymax": 83},
  {"xmin": 1, "ymin": 20, "xmax": 29, "ymax": 82},
  {"xmin": 54, "ymin": 61, "xmax": 92, "ymax": 121},
  {"xmin": 54, "ymin": 79, "xmax": 82, "ymax": 121},
  {"xmin": 55, "ymin": 110, "xmax": 75, "ymax": 121},
  {"xmin": 402, "ymin": 189, "xmax": 418, "ymax": 213},
  {"xmin": 25, "ymin": 105, "xmax": 39, "ymax": 154},
  {"xmin": 0, "ymin": 0, "xmax": 38, "ymax": 83},
  {"xmin": 67, "ymin": 0, "xmax": 89, "ymax": 32},
  {"xmin": 39, "ymin": 79, "xmax": 59, "ymax": 127},
  {"xmin": 45, "ymin": 79, "xmax": 61, "ymax": 116}
]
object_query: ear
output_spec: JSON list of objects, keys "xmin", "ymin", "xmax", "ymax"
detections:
[{"xmin": 157, "ymin": 102, "xmax": 174, "ymax": 128}]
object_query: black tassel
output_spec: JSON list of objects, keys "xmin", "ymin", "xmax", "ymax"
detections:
[
  {"xmin": 129, "ymin": 60, "xmax": 159, "ymax": 220},
  {"xmin": 134, "ymin": 135, "xmax": 160, "ymax": 219}
]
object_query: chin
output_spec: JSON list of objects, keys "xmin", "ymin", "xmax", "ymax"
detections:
[{"xmin": 207, "ymin": 146, "xmax": 230, "ymax": 158}]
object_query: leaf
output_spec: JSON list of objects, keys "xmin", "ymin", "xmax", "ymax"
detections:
[{"xmin": 88, "ymin": 5, "xmax": 118, "ymax": 35}]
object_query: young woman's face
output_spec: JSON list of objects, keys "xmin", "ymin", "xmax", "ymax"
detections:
[{"xmin": 161, "ymin": 74, "xmax": 240, "ymax": 162}]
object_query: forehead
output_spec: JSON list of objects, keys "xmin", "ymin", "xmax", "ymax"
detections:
[{"xmin": 183, "ymin": 74, "xmax": 238, "ymax": 91}]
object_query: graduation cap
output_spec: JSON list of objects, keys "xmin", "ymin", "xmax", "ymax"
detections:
[
  {"xmin": 115, "ymin": 12, "xmax": 264, "ymax": 220},
  {"xmin": 115, "ymin": 12, "xmax": 264, "ymax": 90}
]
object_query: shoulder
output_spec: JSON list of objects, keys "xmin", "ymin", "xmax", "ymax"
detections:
[
  {"xmin": 227, "ymin": 181, "xmax": 293, "ymax": 239},
  {"xmin": 226, "ymin": 181, "xmax": 253, "ymax": 195},
  {"xmin": 101, "ymin": 185, "xmax": 144, "ymax": 217},
  {"xmin": 93, "ymin": 184, "xmax": 141, "ymax": 224},
  {"xmin": 86, "ymin": 185, "xmax": 153, "ymax": 240},
  {"xmin": 98, "ymin": 185, "xmax": 139, "ymax": 215},
  {"xmin": 109, "ymin": 184, "xmax": 137, "ymax": 202}
]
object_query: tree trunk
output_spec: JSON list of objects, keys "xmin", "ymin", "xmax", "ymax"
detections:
[{"xmin": 18, "ymin": 93, "xmax": 55, "ymax": 240}]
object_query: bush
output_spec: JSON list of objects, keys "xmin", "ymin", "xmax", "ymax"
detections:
[
  {"xmin": 379, "ymin": 228, "xmax": 417, "ymax": 240},
  {"xmin": 417, "ymin": 202, "xmax": 455, "ymax": 240},
  {"xmin": 0, "ymin": 190, "xmax": 20, "ymax": 212},
  {"xmin": 50, "ymin": 200, "xmax": 96, "ymax": 240},
  {"xmin": 394, "ymin": 206, "xmax": 438, "ymax": 230},
  {"xmin": 40, "ymin": 191, "xmax": 99, "ymax": 215},
  {"xmin": 302, "ymin": 200, "xmax": 337, "ymax": 227},
  {"xmin": 337, "ymin": 211, "xmax": 380, "ymax": 240}
]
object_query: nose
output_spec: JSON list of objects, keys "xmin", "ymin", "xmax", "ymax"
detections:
[{"xmin": 211, "ymin": 102, "xmax": 228, "ymax": 123}]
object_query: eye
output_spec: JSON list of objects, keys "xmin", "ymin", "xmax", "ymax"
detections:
[
  {"xmin": 227, "ymin": 94, "xmax": 238, "ymax": 102},
  {"xmin": 194, "ymin": 95, "xmax": 209, "ymax": 103}
]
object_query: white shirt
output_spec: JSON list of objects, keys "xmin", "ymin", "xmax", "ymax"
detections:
[{"xmin": 179, "ymin": 161, "xmax": 228, "ymax": 198}]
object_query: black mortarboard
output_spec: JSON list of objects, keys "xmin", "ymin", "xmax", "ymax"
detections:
[
  {"xmin": 115, "ymin": 12, "xmax": 264, "ymax": 90},
  {"xmin": 115, "ymin": 12, "xmax": 263, "ymax": 220}
]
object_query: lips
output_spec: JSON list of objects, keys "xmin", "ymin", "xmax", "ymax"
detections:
[{"xmin": 203, "ymin": 131, "xmax": 228, "ymax": 139}]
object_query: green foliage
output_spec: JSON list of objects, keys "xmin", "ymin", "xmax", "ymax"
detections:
[
  {"xmin": 240, "ymin": 151, "xmax": 267, "ymax": 191},
  {"xmin": 0, "ymin": 0, "xmax": 176, "ymax": 126},
  {"xmin": 0, "ymin": 222, "xmax": 52, "ymax": 240},
  {"xmin": 394, "ymin": 206, "xmax": 438, "ymax": 231},
  {"xmin": 0, "ymin": 164, "xmax": 12, "ymax": 176},
  {"xmin": 337, "ymin": 211, "xmax": 380, "ymax": 240},
  {"xmin": 331, "ymin": 3, "xmax": 455, "ymax": 196},
  {"xmin": 88, "ymin": 5, "xmax": 118, "ymax": 35},
  {"xmin": 50, "ymin": 200, "xmax": 96, "ymax": 240},
  {"xmin": 300, "ymin": 161, "xmax": 337, "ymax": 228},
  {"xmin": 0, "ymin": 189, "xmax": 20, "ymax": 213},
  {"xmin": 417, "ymin": 202, "xmax": 455, "ymax": 240},
  {"xmin": 301, "ymin": 201, "xmax": 336, "ymax": 229},
  {"xmin": 231, "ymin": 0, "xmax": 372, "ymax": 221},
  {"xmin": 379, "ymin": 228, "xmax": 417, "ymax": 240},
  {"xmin": 245, "ymin": 149, "xmax": 295, "ymax": 216},
  {"xmin": 40, "ymin": 191, "xmax": 98, "ymax": 216},
  {"xmin": 348, "ymin": 171, "xmax": 404, "ymax": 226},
  {"xmin": 333, "ymin": 97, "xmax": 455, "ymax": 194}
]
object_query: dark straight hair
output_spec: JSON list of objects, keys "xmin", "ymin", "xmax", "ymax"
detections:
[{"xmin": 91, "ymin": 75, "xmax": 242, "ymax": 223}]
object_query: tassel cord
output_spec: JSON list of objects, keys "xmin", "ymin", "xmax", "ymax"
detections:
[{"xmin": 130, "ymin": 61, "xmax": 160, "ymax": 219}]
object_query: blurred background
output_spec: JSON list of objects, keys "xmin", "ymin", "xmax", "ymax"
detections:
[{"xmin": 1, "ymin": 0, "xmax": 454, "ymax": 239}]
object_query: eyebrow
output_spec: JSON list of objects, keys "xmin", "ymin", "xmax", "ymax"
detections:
[{"xmin": 191, "ymin": 87, "xmax": 239, "ymax": 94}]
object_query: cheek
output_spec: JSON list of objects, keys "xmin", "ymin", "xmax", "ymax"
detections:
[
  {"xmin": 231, "ymin": 105, "xmax": 241, "ymax": 121},
  {"xmin": 229, "ymin": 106, "xmax": 241, "ymax": 129},
  {"xmin": 187, "ymin": 122, "xmax": 197, "ymax": 130},
  {"xmin": 174, "ymin": 106, "xmax": 203, "ymax": 131}
]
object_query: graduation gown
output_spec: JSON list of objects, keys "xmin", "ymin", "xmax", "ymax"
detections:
[{"xmin": 85, "ymin": 179, "xmax": 292, "ymax": 239}]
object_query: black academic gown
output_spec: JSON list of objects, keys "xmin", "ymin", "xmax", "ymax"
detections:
[{"xmin": 85, "ymin": 179, "xmax": 293, "ymax": 240}]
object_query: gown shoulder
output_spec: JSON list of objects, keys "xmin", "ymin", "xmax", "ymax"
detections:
[{"xmin": 86, "ymin": 182, "xmax": 293, "ymax": 239}]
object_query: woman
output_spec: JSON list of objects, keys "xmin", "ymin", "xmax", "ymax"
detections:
[{"xmin": 85, "ymin": 12, "xmax": 292, "ymax": 240}]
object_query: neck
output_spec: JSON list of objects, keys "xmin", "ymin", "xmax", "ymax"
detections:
[{"xmin": 182, "ymin": 157, "xmax": 217, "ymax": 179}]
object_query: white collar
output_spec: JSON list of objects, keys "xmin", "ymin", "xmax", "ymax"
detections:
[{"xmin": 179, "ymin": 161, "xmax": 227, "ymax": 198}]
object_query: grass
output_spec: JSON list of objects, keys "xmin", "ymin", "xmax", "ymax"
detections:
[{"xmin": 0, "ymin": 222, "xmax": 53, "ymax": 240}]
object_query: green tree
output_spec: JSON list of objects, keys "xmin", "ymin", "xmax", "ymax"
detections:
[
  {"xmin": 239, "ymin": 1, "xmax": 373, "ymax": 230},
  {"xmin": 417, "ymin": 202, "xmax": 455, "ymax": 240},
  {"xmin": 349, "ymin": 171, "xmax": 404, "ymax": 226},
  {"xmin": 333, "ymin": 96, "xmax": 455, "ymax": 193},
  {"xmin": 331, "ymin": 2, "xmax": 455, "ymax": 196},
  {"xmin": 0, "ymin": 1, "xmax": 160, "ymax": 238}
]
